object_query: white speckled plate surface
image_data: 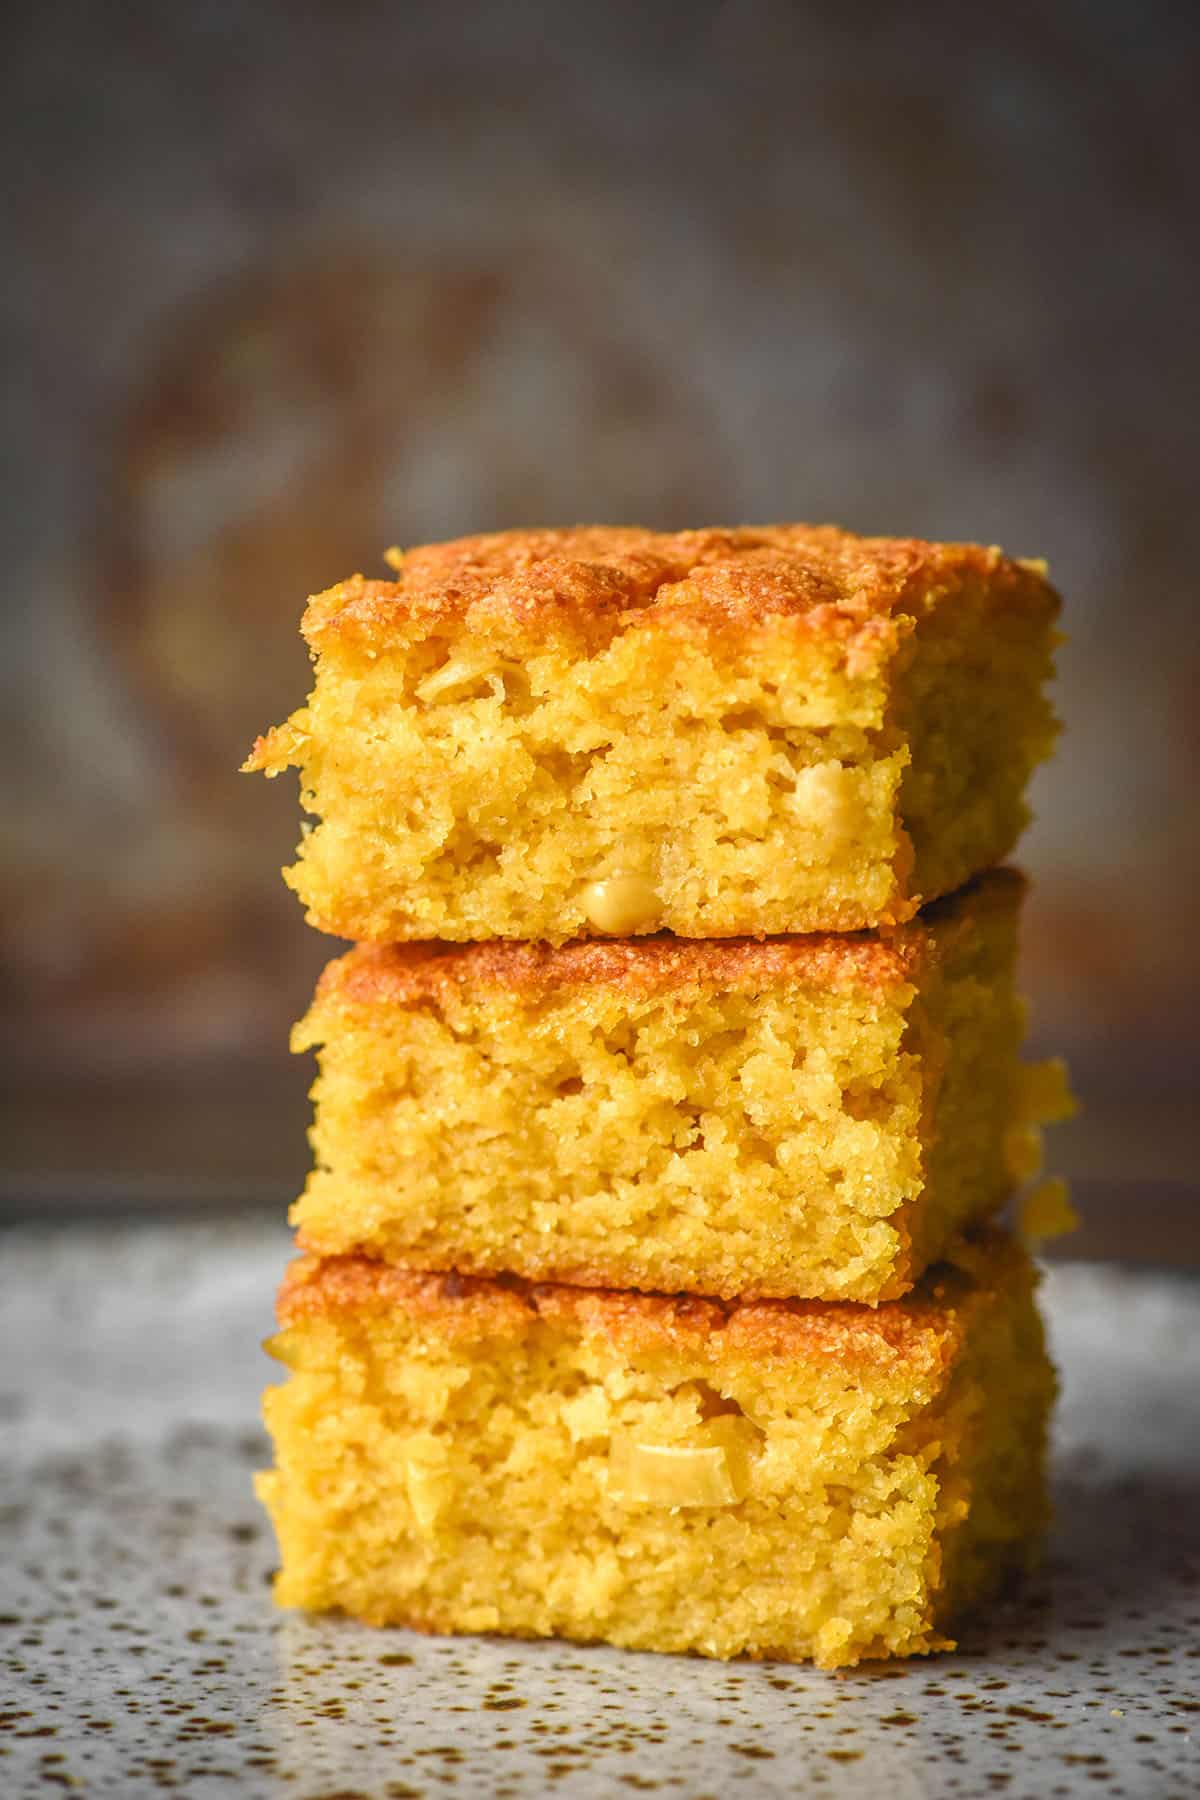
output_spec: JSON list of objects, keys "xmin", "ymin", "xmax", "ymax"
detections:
[{"xmin": 2, "ymin": 1221, "xmax": 1198, "ymax": 1799}]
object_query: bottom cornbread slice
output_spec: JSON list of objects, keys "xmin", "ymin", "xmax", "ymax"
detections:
[{"xmin": 257, "ymin": 1232, "xmax": 1053, "ymax": 1668}]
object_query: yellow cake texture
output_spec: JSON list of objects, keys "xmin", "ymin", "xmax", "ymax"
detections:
[
  {"xmin": 292, "ymin": 870, "xmax": 1072, "ymax": 1302},
  {"xmin": 257, "ymin": 1230, "xmax": 1054, "ymax": 1668},
  {"xmin": 244, "ymin": 525, "xmax": 1060, "ymax": 941}
]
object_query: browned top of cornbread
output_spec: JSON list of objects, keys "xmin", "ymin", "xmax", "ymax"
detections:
[
  {"xmin": 299, "ymin": 524, "xmax": 1059, "ymax": 651},
  {"xmin": 308, "ymin": 869, "xmax": 1024, "ymax": 1009},
  {"xmin": 277, "ymin": 1234, "xmax": 1024, "ymax": 1375}
]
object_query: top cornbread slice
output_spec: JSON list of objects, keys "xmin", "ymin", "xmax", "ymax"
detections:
[{"xmin": 246, "ymin": 524, "xmax": 1060, "ymax": 941}]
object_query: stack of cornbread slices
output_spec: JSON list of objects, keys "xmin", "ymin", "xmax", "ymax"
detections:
[{"xmin": 246, "ymin": 524, "xmax": 1074, "ymax": 1669}]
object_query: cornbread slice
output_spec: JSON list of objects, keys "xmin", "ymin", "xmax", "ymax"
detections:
[
  {"xmin": 244, "ymin": 525, "xmax": 1060, "ymax": 941},
  {"xmin": 257, "ymin": 1232, "xmax": 1054, "ymax": 1667},
  {"xmin": 292, "ymin": 870, "xmax": 1071, "ymax": 1302}
]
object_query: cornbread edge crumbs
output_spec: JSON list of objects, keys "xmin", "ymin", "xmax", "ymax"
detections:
[
  {"xmin": 292, "ymin": 869, "xmax": 1074, "ymax": 1303},
  {"xmin": 256, "ymin": 1231, "xmax": 1055, "ymax": 1668},
  {"xmin": 243, "ymin": 523, "xmax": 1061, "ymax": 942}
]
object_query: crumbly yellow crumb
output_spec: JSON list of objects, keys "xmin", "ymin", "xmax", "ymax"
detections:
[
  {"xmin": 1019, "ymin": 1178, "xmax": 1080, "ymax": 1247},
  {"xmin": 257, "ymin": 1233, "xmax": 1055, "ymax": 1667},
  {"xmin": 291, "ymin": 871, "xmax": 1059, "ymax": 1302}
]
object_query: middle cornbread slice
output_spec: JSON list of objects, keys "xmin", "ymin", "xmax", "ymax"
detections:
[{"xmin": 293, "ymin": 869, "xmax": 1068, "ymax": 1304}]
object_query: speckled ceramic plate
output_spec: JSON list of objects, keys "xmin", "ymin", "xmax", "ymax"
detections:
[{"xmin": 2, "ymin": 1221, "xmax": 1197, "ymax": 1799}]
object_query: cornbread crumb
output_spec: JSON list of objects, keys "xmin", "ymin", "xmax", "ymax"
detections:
[
  {"xmin": 257, "ymin": 1231, "xmax": 1054, "ymax": 1667},
  {"xmin": 292, "ymin": 871, "xmax": 1056, "ymax": 1302},
  {"xmin": 244, "ymin": 524, "xmax": 1061, "ymax": 942},
  {"xmin": 1019, "ymin": 1178, "xmax": 1080, "ymax": 1247}
]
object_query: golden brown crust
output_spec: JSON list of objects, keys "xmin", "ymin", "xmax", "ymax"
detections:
[
  {"xmin": 312, "ymin": 928, "xmax": 919, "ymax": 1010},
  {"xmin": 303, "ymin": 869, "xmax": 1023, "ymax": 1011},
  {"xmin": 299, "ymin": 524, "xmax": 1060, "ymax": 652},
  {"xmin": 289, "ymin": 1230, "xmax": 921, "ymax": 1306},
  {"xmin": 276, "ymin": 1232, "xmax": 1026, "ymax": 1373}
]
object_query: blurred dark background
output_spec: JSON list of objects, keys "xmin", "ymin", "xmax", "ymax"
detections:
[{"xmin": 3, "ymin": 0, "xmax": 1197, "ymax": 1239}]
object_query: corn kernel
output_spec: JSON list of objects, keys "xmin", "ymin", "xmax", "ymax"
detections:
[
  {"xmin": 607, "ymin": 1416, "xmax": 758, "ymax": 1508},
  {"xmin": 609, "ymin": 1441, "xmax": 737, "ymax": 1507},
  {"xmin": 580, "ymin": 873, "xmax": 661, "ymax": 935},
  {"xmin": 415, "ymin": 658, "xmax": 499, "ymax": 704}
]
